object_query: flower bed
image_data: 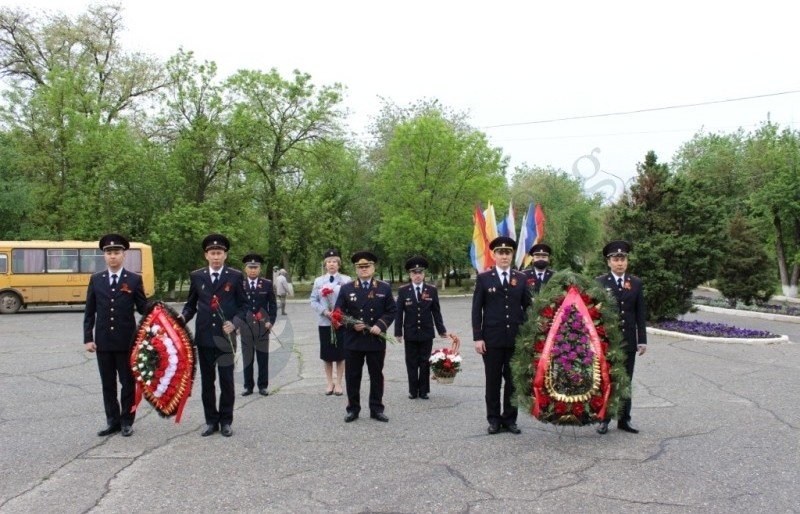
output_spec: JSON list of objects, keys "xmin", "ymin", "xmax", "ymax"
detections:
[
  {"xmin": 693, "ymin": 297, "xmax": 800, "ymax": 317},
  {"xmin": 652, "ymin": 320, "xmax": 777, "ymax": 338}
]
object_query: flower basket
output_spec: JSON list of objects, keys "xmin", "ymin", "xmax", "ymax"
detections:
[
  {"xmin": 430, "ymin": 348, "xmax": 461, "ymax": 385},
  {"xmin": 511, "ymin": 271, "xmax": 631, "ymax": 426}
]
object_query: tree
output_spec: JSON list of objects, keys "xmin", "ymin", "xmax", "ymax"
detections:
[
  {"xmin": 716, "ymin": 213, "xmax": 774, "ymax": 306},
  {"xmin": 741, "ymin": 122, "xmax": 800, "ymax": 297},
  {"xmin": 509, "ymin": 165, "xmax": 603, "ymax": 271},
  {"xmin": 607, "ymin": 151, "xmax": 725, "ymax": 320},
  {"xmin": 369, "ymin": 107, "xmax": 508, "ymax": 279}
]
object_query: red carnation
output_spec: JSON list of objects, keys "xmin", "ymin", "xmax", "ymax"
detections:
[
  {"xmin": 554, "ymin": 402, "xmax": 568, "ymax": 415},
  {"xmin": 596, "ymin": 325, "xmax": 606, "ymax": 337},
  {"xmin": 210, "ymin": 295, "xmax": 221, "ymax": 311},
  {"xmin": 601, "ymin": 342, "xmax": 609, "ymax": 353},
  {"xmin": 330, "ymin": 308, "xmax": 344, "ymax": 329},
  {"xmin": 541, "ymin": 306, "xmax": 555, "ymax": 319},
  {"xmin": 534, "ymin": 341, "xmax": 545, "ymax": 352},
  {"xmin": 580, "ymin": 293, "xmax": 592, "ymax": 305},
  {"xmin": 590, "ymin": 396, "xmax": 604, "ymax": 412},
  {"xmin": 254, "ymin": 311, "xmax": 264, "ymax": 321},
  {"xmin": 588, "ymin": 307, "xmax": 601, "ymax": 320},
  {"xmin": 533, "ymin": 358, "xmax": 540, "ymax": 368},
  {"xmin": 537, "ymin": 394, "xmax": 551, "ymax": 408},
  {"xmin": 572, "ymin": 402, "xmax": 585, "ymax": 416},
  {"xmin": 320, "ymin": 286, "xmax": 334, "ymax": 297}
]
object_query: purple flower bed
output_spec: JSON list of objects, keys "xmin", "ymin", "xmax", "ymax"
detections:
[{"xmin": 652, "ymin": 320, "xmax": 777, "ymax": 338}]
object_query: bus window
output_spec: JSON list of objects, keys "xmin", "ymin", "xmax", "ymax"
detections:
[
  {"xmin": 0, "ymin": 253, "xmax": 7, "ymax": 273},
  {"xmin": 12, "ymin": 249, "xmax": 45, "ymax": 273},
  {"xmin": 47, "ymin": 249, "xmax": 79, "ymax": 273},
  {"xmin": 80, "ymin": 249, "xmax": 105, "ymax": 273},
  {"xmin": 124, "ymin": 249, "xmax": 142, "ymax": 273}
]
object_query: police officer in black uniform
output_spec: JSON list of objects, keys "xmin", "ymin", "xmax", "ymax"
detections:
[
  {"xmin": 84, "ymin": 234, "xmax": 148, "ymax": 437},
  {"xmin": 472, "ymin": 236, "xmax": 532, "ymax": 434},
  {"xmin": 334, "ymin": 251, "xmax": 397, "ymax": 423},
  {"xmin": 596, "ymin": 240, "xmax": 647, "ymax": 435},
  {"xmin": 237, "ymin": 253, "xmax": 277, "ymax": 397},
  {"xmin": 523, "ymin": 243, "xmax": 555, "ymax": 295},
  {"xmin": 395, "ymin": 256, "xmax": 448, "ymax": 400},
  {"xmin": 180, "ymin": 234, "xmax": 248, "ymax": 437}
]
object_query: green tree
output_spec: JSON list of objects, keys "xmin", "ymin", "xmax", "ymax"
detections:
[
  {"xmin": 370, "ymin": 107, "xmax": 508, "ymax": 280},
  {"xmin": 509, "ymin": 165, "xmax": 603, "ymax": 271},
  {"xmin": 607, "ymin": 151, "xmax": 725, "ymax": 320},
  {"xmin": 716, "ymin": 213, "xmax": 774, "ymax": 306}
]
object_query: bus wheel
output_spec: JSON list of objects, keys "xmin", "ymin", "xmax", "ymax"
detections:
[{"xmin": 0, "ymin": 292, "xmax": 22, "ymax": 314}]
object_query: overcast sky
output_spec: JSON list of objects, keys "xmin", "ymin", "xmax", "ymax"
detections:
[{"xmin": 7, "ymin": 0, "xmax": 800, "ymax": 199}]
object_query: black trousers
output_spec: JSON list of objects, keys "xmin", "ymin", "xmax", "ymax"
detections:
[
  {"xmin": 619, "ymin": 350, "xmax": 637, "ymax": 423},
  {"xmin": 482, "ymin": 346, "xmax": 517, "ymax": 425},
  {"xmin": 404, "ymin": 339, "xmax": 433, "ymax": 396},
  {"xmin": 96, "ymin": 350, "xmax": 135, "ymax": 427},
  {"xmin": 197, "ymin": 345, "xmax": 235, "ymax": 426},
  {"xmin": 241, "ymin": 336, "xmax": 269, "ymax": 390},
  {"xmin": 345, "ymin": 349, "xmax": 385, "ymax": 415}
]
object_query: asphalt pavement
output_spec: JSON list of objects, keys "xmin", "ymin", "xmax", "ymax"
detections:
[{"xmin": 0, "ymin": 298, "xmax": 798, "ymax": 513}]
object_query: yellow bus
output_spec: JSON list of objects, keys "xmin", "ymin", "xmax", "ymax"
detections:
[{"xmin": 0, "ymin": 240, "xmax": 155, "ymax": 314}]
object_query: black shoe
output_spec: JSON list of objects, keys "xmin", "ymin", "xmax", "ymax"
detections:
[
  {"xmin": 408, "ymin": 393, "xmax": 418, "ymax": 399},
  {"xmin": 220, "ymin": 424, "xmax": 233, "ymax": 437},
  {"xmin": 596, "ymin": 421, "xmax": 609, "ymax": 435},
  {"xmin": 201, "ymin": 424, "xmax": 219, "ymax": 437},
  {"xmin": 259, "ymin": 388, "xmax": 269, "ymax": 396},
  {"xmin": 487, "ymin": 423, "xmax": 501, "ymax": 435},
  {"xmin": 344, "ymin": 412, "xmax": 358, "ymax": 423},
  {"xmin": 618, "ymin": 421, "xmax": 639, "ymax": 434},
  {"xmin": 97, "ymin": 424, "xmax": 121, "ymax": 437},
  {"xmin": 241, "ymin": 389, "xmax": 253, "ymax": 396},
  {"xmin": 419, "ymin": 393, "xmax": 429, "ymax": 400},
  {"xmin": 370, "ymin": 412, "xmax": 389, "ymax": 422},
  {"xmin": 121, "ymin": 425, "xmax": 134, "ymax": 437},
  {"xmin": 504, "ymin": 423, "xmax": 521, "ymax": 434}
]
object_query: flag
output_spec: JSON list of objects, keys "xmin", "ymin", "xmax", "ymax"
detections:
[
  {"xmin": 533, "ymin": 204, "xmax": 546, "ymax": 244},
  {"xmin": 470, "ymin": 204, "xmax": 492, "ymax": 271},
  {"xmin": 497, "ymin": 202, "xmax": 516, "ymax": 240},
  {"xmin": 515, "ymin": 203, "xmax": 537, "ymax": 268},
  {"xmin": 483, "ymin": 202, "xmax": 499, "ymax": 242}
]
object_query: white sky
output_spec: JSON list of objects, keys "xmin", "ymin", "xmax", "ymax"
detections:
[{"xmin": 7, "ymin": 0, "xmax": 800, "ymax": 199}]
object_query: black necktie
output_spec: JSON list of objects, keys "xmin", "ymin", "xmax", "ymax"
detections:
[
  {"xmin": 111, "ymin": 274, "xmax": 117, "ymax": 288},
  {"xmin": 212, "ymin": 272, "xmax": 219, "ymax": 284},
  {"xmin": 416, "ymin": 286, "xmax": 421, "ymax": 301},
  {"xmin": 502, "ymin": 271, "xmax": 508, "ymax": 287},
  {"xmin": 617, "ymin": 277, "xmax": 623, "ymax": 288},
  {"xmin": 250, "ymin": 280, "xmax": 256, "ymax": 290},
  {"xmin": 329, "ymin": 275, "xmax": 335, "ymax": 283},
  {"xmin": 362, "ymin": 281, "xmax": 370, "ymax": 291},
  {"xmin": 538, "ymin": 272, "xmax": 543, "ymax": 282}
]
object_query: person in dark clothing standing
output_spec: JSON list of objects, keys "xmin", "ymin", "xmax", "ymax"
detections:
[
  {"xmin": 596, "ymin": 240, "xmax": 647, "ymax": 435},
  {"xmin": 523, "ymin": 243, "xmax": 555, "ymax": 295},
  {"xmin": 84, "ymin": 234, "xmax": 147, "ymax": 437},
  {"xmin": 395, "ymin": 256, "xmax": 448, "ymax": 400},
  {"xmin": 179, "ymin": 234, "xmax": 247, "ymax": 437},
  {"xmin": 472, "ymin": 237, "xmax": 532, "ymax": 435},
  {"xmin": 334, "ymin": 251, "xmax": 397, "ymax": 423},
  {"xmin": 237, "ymin": 253, "xmax": 277, "ymax": 397}
]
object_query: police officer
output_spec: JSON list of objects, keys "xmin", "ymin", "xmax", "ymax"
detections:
[
  {"xmin": 237, "ymin": 253, "xmax": 277, "ymax": 397},
  {"xmin": 334, "ymin": 251, "xmax": 397, "ymax": 423},
  {"xmin": 524, "ymin": 243, "xmax": 555, "ymax": 295},
  {"xmin": 84, "ymin": 234, "xmax": 147, "ymax": 437},
  {"xmin": 472, "ymin": 237, "xmax": 532, "ymax": 435},
  {"xmin": 395, "ymin": 256, "xmax": 448, "ymax": 400},
  {"xmin": 596, "ymin": 240, "xmax": 647, "ymax": 435},
  {"xmin": 179, "ymin": 234, "xmax": 248, "ymax": 437}
]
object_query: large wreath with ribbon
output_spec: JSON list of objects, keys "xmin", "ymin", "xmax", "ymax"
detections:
[
  {"xmin": 512, "ymin": 271, "xmax": 630, "ymax": 425},
  {"xmin": 130, "ymin": 302, "xmax": 196, "ymax": 423}
]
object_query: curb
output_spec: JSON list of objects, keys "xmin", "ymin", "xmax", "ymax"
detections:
[
  {"xmin": 693, "ymin": 304, "xmax": 800, "ymax": 324},
  {"xmin": 646, "ymin": 327, "xmax": 790, "ymax": 344},
  {"xmin": 696, "ymin": 285, "xmax": 800, "ymax": 304}
]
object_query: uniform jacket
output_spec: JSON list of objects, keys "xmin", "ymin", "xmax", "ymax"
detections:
[
  {"xmin": 309, "ymin": 273, "xmax": 352, "ymax": 326},
  {"xmin": 596, "ymin": 273, "xmax": 647, "ymax": 350},
  {"xmin": 395, "ymin": 282, "xmax": 446, "ymax": 341},
  {"xmin": 334, "ymin": 278, "xmax": 397, "ymax": 351},
  {"xmin": 83, "ymin": 269, "xmax": 147, "ymax": 351},
  {"xmin": 237, "ymin": 277, "xmax": 278, "ymax": 341},
  {"xmin": 472, "ymin": 268, "xmax": 532, "ymax": 347},
  {"xmin": 181, "ymin": 266, "xmax": 248, "ymax": 348},
  {"xmin": 523, "ymin": 267, "xmax": 555, "ymax": 295}
]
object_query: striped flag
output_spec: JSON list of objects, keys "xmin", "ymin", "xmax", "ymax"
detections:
[
  {"xmin": 497, "ymin": 202, "xmax": 516, "ymax": 240},
  {"xmin": 533, "ymin": 204, "xmax": 546, "ymax": 244},
  {"xmin": 469, "ymin": 204, "xmax": 493, "ymax": 271},
  {"xmin": 515, "ymin": 202, "xmax": 537, "ymax": 268},
  {"xmin": 483, "ymin": 202, "xmax": 499, "ymax": 242}
]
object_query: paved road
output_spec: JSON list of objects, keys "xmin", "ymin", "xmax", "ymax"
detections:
[{"xmin": 0, "ymin": 298, "xmax": 798, "ymax": 513}]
